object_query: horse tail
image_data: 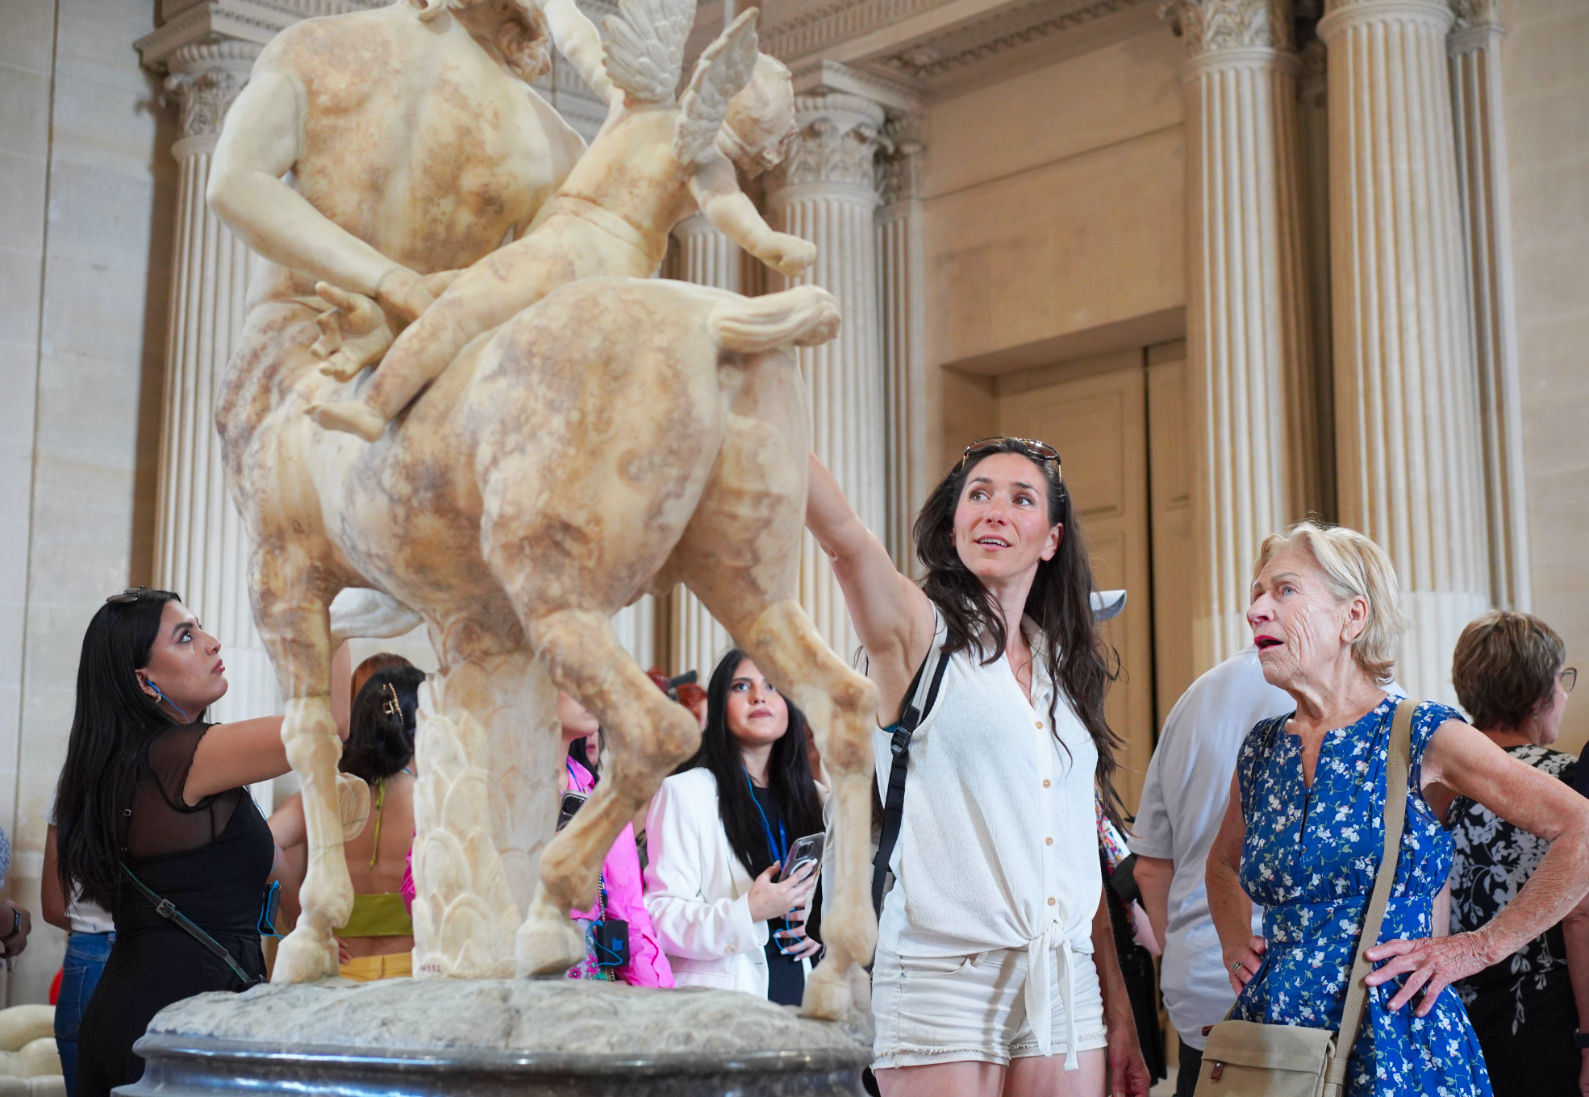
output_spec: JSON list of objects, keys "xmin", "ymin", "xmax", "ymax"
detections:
[{"xmin": 706, "ymin": 286, "xmax": 840, "ymax": 355}]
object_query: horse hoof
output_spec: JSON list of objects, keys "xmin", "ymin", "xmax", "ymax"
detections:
[
  {"xmin": 798, "ymin": 963, "xmax": 852, "ymax": 1021},
  {"xmin": 272, "ymin": 927, "xmax": 338, "ymax": 983},
  {"xmin": 514, "ymin": 912, "xmax": 585, "ymax": 977}
]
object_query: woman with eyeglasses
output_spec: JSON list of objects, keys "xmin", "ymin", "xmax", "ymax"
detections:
[
  {"xmin": 54, "ymin": 589, "xmax": 339, "ymax": 1097},
  {"xmin": 1444, "ymin": 612, "xmax": 1584, "ymax": 1097},
  {"xmin": 643, "ymin": 649, "xmax": 825, "ymax": 1004},
  {"xmin": 805, "ymin": 438, "xmax": 1150, "ymax": 1097}
]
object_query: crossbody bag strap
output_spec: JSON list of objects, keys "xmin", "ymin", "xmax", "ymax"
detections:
[
  {"xmin": 1324, "ymin": 698, "xmax": 1416, "ymax": 1094},
  {"xmin": 871, "ymin": 641, "xmax": 950, "ymax": 915},
  {"xmin": 121, "ymin": 863, "xmax": 260, "ymax": 988}
]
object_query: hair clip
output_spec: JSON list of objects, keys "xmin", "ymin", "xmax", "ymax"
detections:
[{"xmin": 382, "ymin": 682, "xmax": 402, "ymax": 718}]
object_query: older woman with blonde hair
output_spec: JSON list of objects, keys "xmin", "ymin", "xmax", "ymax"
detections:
[
  {"xmin": 1207, "ymin": 520, "xmax": 1589, "ymax": 1097},
  {"xmin": 1445, "ymin": 610, "xmax": 1583, "ymax": 1097}
]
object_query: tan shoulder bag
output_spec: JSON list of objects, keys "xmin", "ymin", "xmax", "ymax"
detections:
[{"xmin": 1195, "ymin": 698, "xmax": 1416, "ymax": 1097}]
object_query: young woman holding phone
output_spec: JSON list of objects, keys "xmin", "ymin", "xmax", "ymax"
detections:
[{"xmin": 644, "ymin": 649, "xmax": 825, "ymax": 1004}]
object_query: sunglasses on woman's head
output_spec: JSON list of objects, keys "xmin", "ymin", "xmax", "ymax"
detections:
[
  {"xmin": 958, "ymin": 436, "xmax": 1062, "ymax": 476},
  {"xmin": 105, "ymin": 587, "xmax": 155, "ymax": 604}
]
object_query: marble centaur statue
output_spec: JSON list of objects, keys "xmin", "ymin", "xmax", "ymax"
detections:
[{"xmin": 207, "ymin": 0, "xmax": 880, "ymax": 1019}]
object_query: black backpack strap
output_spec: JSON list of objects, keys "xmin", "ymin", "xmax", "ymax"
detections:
[
  {"xmin": 121, "ymin": 863, "xmax": 261, "ymax": 988},
  {"xmin": 871, "ymin": 643, "xmax": 950, "ymax": 914}
]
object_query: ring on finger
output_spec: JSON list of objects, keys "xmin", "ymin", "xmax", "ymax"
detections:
[{"xmin": 1230, "ymin": 961, "xmax": 1245, "ymax": 974}]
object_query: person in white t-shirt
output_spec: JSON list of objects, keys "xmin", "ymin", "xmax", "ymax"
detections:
[
  {"xmin": 806, "ymin": 436, "xmax": 1150, "ymax": 1097},
  {"xmin": 43, "ymin": 806, "xmax": 114, "ymax": 1097}
]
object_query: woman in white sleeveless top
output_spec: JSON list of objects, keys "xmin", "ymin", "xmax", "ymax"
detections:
[{"xmin": 806, "ymin": 437, "xmax": 1150, "ymax": 1097}]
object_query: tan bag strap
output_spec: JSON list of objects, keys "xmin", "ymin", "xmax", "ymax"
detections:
[{"xmin": 1323, "ymin": 698, "xmax": 1416, "ymax": 1093}]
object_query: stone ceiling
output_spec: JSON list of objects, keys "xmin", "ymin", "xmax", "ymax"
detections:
[{"xmin": 754, "ymin": 0, "xmax": 1161, "ymax": 105}]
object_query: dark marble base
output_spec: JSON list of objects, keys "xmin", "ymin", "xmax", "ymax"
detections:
[{"xmin": 123, "ymin": 978, "xmax": 872, "ymax": 1097}]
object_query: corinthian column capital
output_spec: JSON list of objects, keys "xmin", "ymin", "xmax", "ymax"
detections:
[
  {"xmin": 164, "ymin": 41, "xmax": 258, "ymax": 148},
  {"xmin": 877, "ymin": 112, "xmax": 926, "ymax": 207},
  {"xmin": 1321, "ymin": 0, "xmax": 1451, "ymax": 29},
  {"xmin": 1448, "ymin": 0, "xmax": 1499, "ymax": 28},
  {"xmin": 767, "ymin": 93, "xmax": 888, "ymax": 198},
  {"xmin": 1166, "ymin": 0, "xmax": 1294, "ymax": 55}
]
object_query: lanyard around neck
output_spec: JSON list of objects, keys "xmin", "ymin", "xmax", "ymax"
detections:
[{"xmin": 744, "ymin": 768, "xmax": 787, "ymax": 866}]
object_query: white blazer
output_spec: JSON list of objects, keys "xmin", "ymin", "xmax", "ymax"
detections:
[{"xmin": 644, "ymin": 767, "xmax": 770, "ymax": 995}]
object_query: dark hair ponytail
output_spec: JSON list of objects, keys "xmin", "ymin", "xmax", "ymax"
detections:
[
  {"xmin": 340, "ymin": 665, "xmax": 423, "ymax": 781},
  {"xmin": 685, "ymin": 650, "xmax": 824, "ymax": 878},
  {"xmin": 914, "ymin": 443, "xmax": 1125, "ymax": 827},
  {"xmin": 55, "ymin": 590, "xmax": 183, "ymax": 910}
]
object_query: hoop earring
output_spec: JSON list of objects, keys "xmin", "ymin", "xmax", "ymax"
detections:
[{"xmin": 144, "ymin": 680, "xmax": 190, "ymax": 723}]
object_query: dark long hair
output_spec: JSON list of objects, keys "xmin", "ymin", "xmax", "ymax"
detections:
[
  {"xmin": 914, "ymin": 442, "xmax": 1125, "ymax": 827},
  {"xmin": 55, "ymin": 589, "xmax": 185, "ymax": 909},
  {"xmin": 685, "ymin": 649, "xmax": 824, "ymax": 878},
  {"xmin": 340, "ymin": 665, "xmax": 423, "ymax": 781}
]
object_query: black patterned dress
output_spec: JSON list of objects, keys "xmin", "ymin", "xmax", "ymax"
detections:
[{"xmin": 1448, "ymin": 743, "xmax": 1581, "ymax": 1097}]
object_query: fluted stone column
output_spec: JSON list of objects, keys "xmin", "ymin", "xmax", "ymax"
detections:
[
  {"xmin": 153, "ymin": 43, "xmax": 281, "ymax": 725},
  {"xmin": 1319, "ymin": 0, "xmax": 1490, "ymax": 702},
  {"xmin": 877, "ymin": 116, "xmax": 927, "ymax": 578},
  {"xmin": 1173, "ymin": 0, "xmax": 1321, "ymax": 667},
  {"xmin": 1448, "ymin": 0, "xmax": 1530, "ymax": 610},
  {"xmin": 765, "ymin": 94, "xmax": 888, "ymax": 657},
  {"xmin": 661, "ymin": 213, "xmax": 743, "ymax": 677}
]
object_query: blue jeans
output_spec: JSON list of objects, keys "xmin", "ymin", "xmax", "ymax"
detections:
[{"xmin": 56, "ymin": 931, "xmax": 113, "ymax": 1097}]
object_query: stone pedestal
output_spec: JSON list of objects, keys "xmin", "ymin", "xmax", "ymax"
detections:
[
  {"xmin": 129, "ymin": 979, "xmax": 872, "ymax": 1097},
  {"xmin": 765, "ymin": 94, "xmax": 888, "ymax": 656},
  {"xmin": 152, "ymin": 43, "xmax": 281, "ymax": 727},
  {"xmin": 1320, "ymin": 0, "xmax": 1490, "ymax": 701},
  {"xmin": 1448, "ymin": 0, "xmax": 1530, "ymax": 610},
  {"xmin": 1173, "ymin": 0, "xmax": 1321, "ymax": 667}
]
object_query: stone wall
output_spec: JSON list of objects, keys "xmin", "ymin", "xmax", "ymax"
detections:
[
  {"xmin": 1504, "ymin": 0, "xmax": 1589, "ymax": 755},
  {"xmin": 0, "ymin": 0, "xmax": 172, "ymax": 1004},
  {"xmin": 923, "ymin": 30, "xmax": 1187, "ymax": 469}
]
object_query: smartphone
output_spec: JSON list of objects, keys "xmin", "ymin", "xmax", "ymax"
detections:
[
  {"xmin": 556, "ymin": 790, "xmax": 588, "ymax": 831},
  {"xmin": 778, "ymin": 832, "xmax": 824, "ymax": 882}
]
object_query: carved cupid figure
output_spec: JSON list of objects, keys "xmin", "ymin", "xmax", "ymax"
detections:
[{"xmin": 311, "ymin": 1, "xmax": 812, "ymax": 441}]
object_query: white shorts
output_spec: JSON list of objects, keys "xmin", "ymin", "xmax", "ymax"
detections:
[{"xmin": 871, "ymin": 943, "xmax": 1108, "ymax": 1069}]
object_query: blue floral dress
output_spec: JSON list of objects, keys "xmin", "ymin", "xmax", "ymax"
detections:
[{"xmin": 1232, "ymin": 697, "xmax": 1492, "ymax": 1096}]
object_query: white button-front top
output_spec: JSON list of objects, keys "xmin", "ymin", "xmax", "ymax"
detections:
[{"xmin": 874, "ymin": 611, "xmax": 1101, "ymax": 1060}]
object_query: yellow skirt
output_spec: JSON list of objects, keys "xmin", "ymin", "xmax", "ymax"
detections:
[{"xmin": 338, "ymin": 952, "xmax": 412, "ymax": 982}]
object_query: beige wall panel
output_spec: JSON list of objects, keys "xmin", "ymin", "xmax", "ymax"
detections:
[
  {"xmin": 5, "ymin": 0, "xmax": 174, "ymax": 1005},
  {"xmin": 935, "ymin": 368, "xmax": 998, "ymax": 477},
  {"xmin": 924, "ymin": 127, "xmax": 1185, "ymax": 371},
  {"xmin": 1147, "ymin": 346, "xmax": 1195, "ymax": 729},
  {"xmin": 924, "ymin": 32, "xmax": 1183, "ymax": 201},
  {"xmin": 996, "ymin": 361, "xmax": 1152, "ymax": 813},
  {"xmin": 1502, "ymin": 0, "xmax": 1589, "ymax": 754}
]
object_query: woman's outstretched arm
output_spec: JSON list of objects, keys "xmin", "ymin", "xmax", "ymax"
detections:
[{"xmin": 805, "ymin": 453, "xmax": 933, "ymax": 716}]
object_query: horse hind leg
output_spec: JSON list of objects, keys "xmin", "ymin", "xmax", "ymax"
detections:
[
  {"xmin": 253, "ymin": 576, "xmax": 349, "ymax": 983},
  {"xmin": 716, "ymin": 596, "xmax": 880, "ymax": 1021},
  {"xmin": 515, "ymin": 608, "xmax": 702, "ymax": 978}
]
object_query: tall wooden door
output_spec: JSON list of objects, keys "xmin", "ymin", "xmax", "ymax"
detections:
[{"xmin": 996, "ymin": 356, "xmax": 1154, "ymax": 813}]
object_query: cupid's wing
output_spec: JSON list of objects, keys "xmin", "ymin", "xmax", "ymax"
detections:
[
  {"xmin": 602, "ymin": 0, "xmax": 695, "ymax": 104},
  {"xmin": 675, "ymin": 8, "xmax": 760, "ymax": 167}
]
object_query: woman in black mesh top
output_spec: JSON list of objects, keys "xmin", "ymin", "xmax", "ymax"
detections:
[{"xmin": 53, "ymin": 588, "xmax": 322, "ymax": 1097}]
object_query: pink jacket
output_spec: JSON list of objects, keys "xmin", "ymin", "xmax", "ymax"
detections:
[
  {"xmin": 565, "ymin": 759, "xmax": 673, "ymax": 987},
  {"xmin": 398, "ymin": 761, "xmax": 673, "ymax": 988}
]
